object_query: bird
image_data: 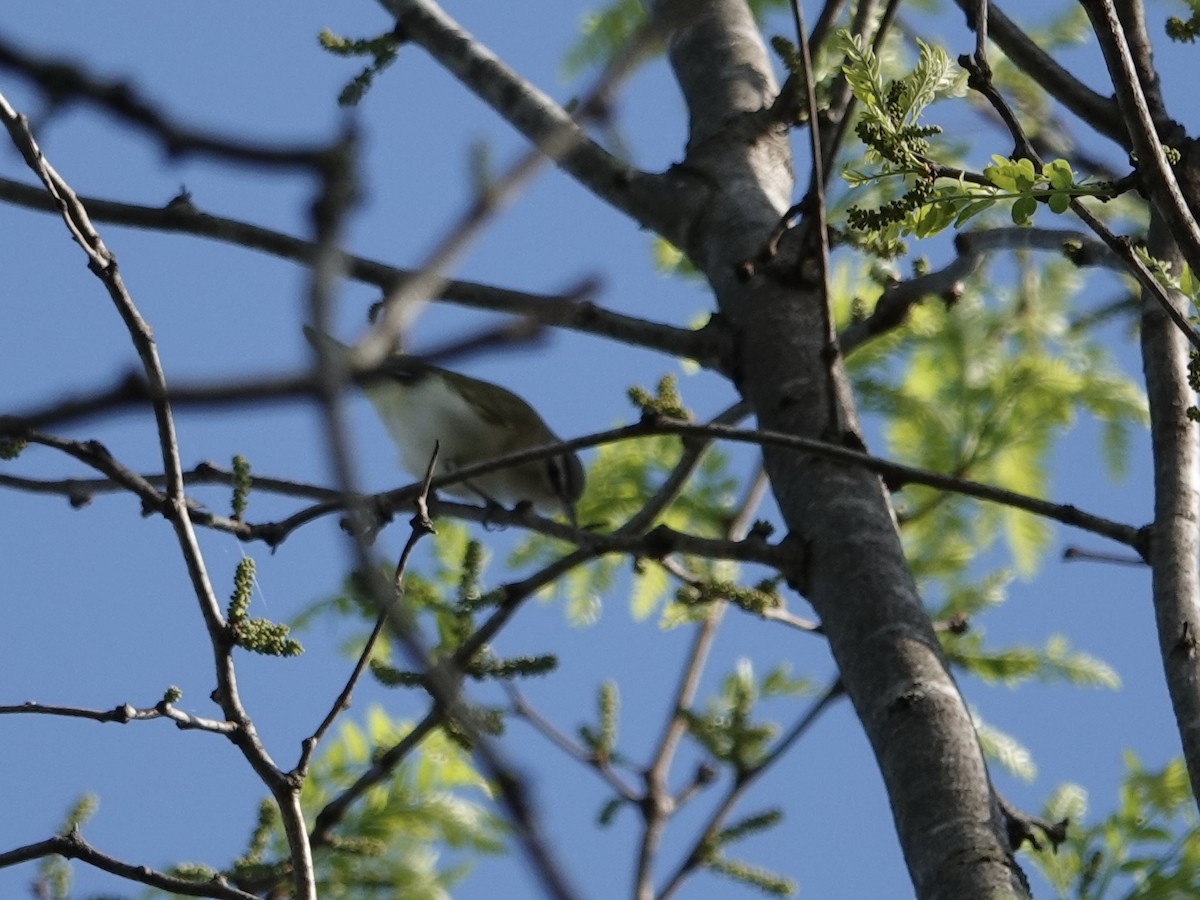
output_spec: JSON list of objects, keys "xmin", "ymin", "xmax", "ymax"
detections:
[{"xmin": 303, "ymin": 326, "xmax": 585, "ymax": 524}]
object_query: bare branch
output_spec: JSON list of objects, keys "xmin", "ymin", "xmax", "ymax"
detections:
[
  {"xmin": 506, "ymin": 685, "xmax": 643, "ymax": 804},
  {"xmin": 1, "ymin": 86, "xmax": 329, "ymax": 900},
  {"xmin": 638, "ymin": 600, "xmax": 726, "ymax": 900},
  {"xmin": 1062, "ymin": 545, "xmax": 1145, "ymax": 566},
  {"xmin": 307, "ymin": 709, "xmax": 441, "ymax": 846},
  {"xmin": 0, "ymin": 829, "xmax": 260, "ymax": 900},
  {"xmin": 379, "ymin": 0, "xmax": 686, "ymax": 242},
  {"xmin": 0, "ymin": 36, "xmax": 327, "ymax": 170},
  {"xmin": 637, "ymin": 456, "xmax": 773, "ymax": 899},
  {"xmin": 0, "ymin": 700, "xmax": 236, "ymax": 733},
  {"xmin": 296, "ymin": 444, "xmax": 440, "ymax": 776},
  {"xmin": 1079, "ymin": 0, "xmax": 1200, "ymax": 275},
  {"xmin": 0, "ymin": 176, "xmax": 719, "ymax": 368},
  {"xmin": 11, "ymin": 408, "xmax": 1141, "ymax": 565},
  {"xmin": 953, "ymin": 0, "xmax": 1126, "ymax": 145},
  {"xmin": 841, "ymin": 226, "xmax": 1121, "ymax": 352},
  {"xmin": 656, "ymin": 680, "xmax": 845, "ymax": 900}
]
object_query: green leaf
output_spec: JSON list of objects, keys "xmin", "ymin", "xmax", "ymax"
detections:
[
  {"xmin": 952, "ymin": 196, "xmax": 998, "ymax": 228},
  {"xmin": 1012, "ymin": 194, "xmax": 1038, "ymax": 225},
  {"xmin": 1047, "ymin": 191, "xmax": 1071, "ymax": 214},
  {"xmin": 1043, "ymin": 158, "xmax": 1076, "ymax": 190},
  {"xmin": 1012, "ymin": 157, "xmax": 1038, "ymax": 190},
  {"xmin": 1024, "ymin": 756, "xmax": 1200, "ymax": 898},
  {"xmin": 984, "ymin": 155, "xmax": 1019, "ymax": 191},
  {"xmin": 837, "ymin": 31, "xmax": 888, "ymax": 114},
  {"xmin": 895, "ymin": 39, "xmax": 963, "ymax": 124},
  {"xmin": 1002, "ymin": 506, "xmax": 1052, "ymax": 578},
  {"xmin": 760, "ymin": 663, "xmax": 814, "ymax": 697},
  {"xmin": 974, "ymin": 712, "xmax": 1037, "ymax": 781},
  {"xmin": 562, "ymin": 0, "xmax": 646, "ymax": 77},
  {"xmin": 630, "ymin": 562, "xmax": 670, "ymax": 621},
  {"xmin": 1042, "ymin": 635, "xmax": 1121, "ymax": 689}
]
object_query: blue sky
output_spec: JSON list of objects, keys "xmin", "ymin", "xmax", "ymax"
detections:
[{"xmin": 0, "ymin": 1, "xmax": 1190, "ymax": 898}]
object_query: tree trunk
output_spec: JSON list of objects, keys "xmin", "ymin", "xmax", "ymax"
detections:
[
  {"xmin": 654, "ymin": 1, "xmax": 1030, "ymax": 896},
  {"xmin": 1141, "ymin": 201, "xmax": 1200, "ymax": 804}
]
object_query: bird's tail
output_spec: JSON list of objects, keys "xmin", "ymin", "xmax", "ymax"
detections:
[{"xmin": 302, "ymin": 325, "xmax": 356, "ymax": 365}]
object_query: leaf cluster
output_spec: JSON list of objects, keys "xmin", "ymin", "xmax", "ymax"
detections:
[
  {"xmin": 240, "ymin": 707, "xmax": 504, "ymax": 899},
  {"xmin": 318, "ymin": 28, "xmax": 402, "ymax": 107},
  {"xmin": 682, "ymin": 659, "xmax": 809, "ymax": 775},
  {"xmin": 1166, "ymin": 0, "xmax": 1200, "ymax": 43},
  {"xmin": 577, "ymin": 679, "xmax": 620, "ymax": 765},
  {"xmin": 851, "ymin": 258, "xmax": 1146, "ymax": 582},
  {"xmin": 945, "ymin": 633, "xmax": 1120, "ymax": 690},
  {"xmin": 511, "ymin": 379, "xmax": 739, "ymax": 625},
  {"xmin": 836, "ymin": 29, "xmax": 1124, "ymax": 253},
  {"xmin": 1026, "ymin": 754, "xmax": 1200, "ymax": 898},
  {"xmin": 35, "ymin": 795, "xmax": 99, "ymax": 900},
  {"xmin": 674, "ymin": 576, "xmax": 783, "ymax": 616},
  {"xmin": 227, "ymin": 557, "xmax": 303, "ymax": 657}
]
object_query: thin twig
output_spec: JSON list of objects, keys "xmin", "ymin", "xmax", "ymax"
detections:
[
  {"xmin": 302, "ymin": 110, "xmax": 585, "ymax": 894},
  {"xmin": 365, "ymin": 452, "xmax": 585, "ymax": 900},
  {"xmin": 307, "ymin": 708, "xmax": 443, "ymax": 846},
  {"xmin": 635, "ymin": 463, "xmax": 774, "ymax": 899},
  {"xmin": 0, "ymin": 829, "xmax": 260, "ymax": 900},
  {"xmin": 379, "ymin": 0, "xmax": 682, "ymax": 243},
  {"xmin": 655, "ymin": 680, "xmax": 845, "ymax": 900},
  {"xmin": 951, "ymin": 0, "xmax": 1125, "ymax": 144},
  {"xmin": 0, "ymin": 91, "xmax": 315, "ymax": 894},
  {"xmin": 953, "ymin": 57, "xmax": 1200, "ymax": 354},
  {"xmin": 0, "ymin": 37, "xmax": 327, "ymax": 170},
  {"xmin": 1062, "ymin": 546, "xmax": 1146, "ymax": 567},
  {"xmin": 0, "ymin": 700, "xmax": 237, "ymax": 733},
  {"xmin": 1079, "ymin": 0, "xmax": 1200, "ymax": 275},
  {"xmin": 296, "ymin": 609, "xmax": 390, "ymax": 776},
  {"xmin": 0, "ymin": 176, "xmax": 718, "ymax": 369},
  {"xmin": 840, "ymin": 226, "xmax": 1121, "ymax": 352},
  {"xmin": 13, "ymin": 416, "xmax": 1141, "ymax": 557},
  {"xmin": 363, "ymin": 2, "xmax": 676, "ymax": 363},
  {"xmin": 506, "ymin": 685, "xmax": 642, "ymax": 803}
]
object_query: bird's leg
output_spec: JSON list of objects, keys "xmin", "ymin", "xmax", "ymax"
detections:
[
  {"xmin": 443, "ymin": 460, "xmax": 512, "ymax": 528},
  {"xmin": 459, "ymin": 478, "xmax": 509, "ymax": 530}
]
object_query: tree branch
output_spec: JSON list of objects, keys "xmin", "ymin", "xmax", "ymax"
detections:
[
  {"xmin": 0, "ymin": 87, "xmax": 320, "ymax": 900},
  {"xmin": 952, "ymin": 56, "xmax": 1200, "ymax": 355},
  {"xmin": 0, "ymin": 176, "xmax": 721, "ymax": 368},
  {"xmin": 0, "ymin": 700, "xmax": 236, "ymax": 733},
  {"xmin": 1136, "ymin": 199, "xmax": 1200, "ymax": 808},
  {"xmin": 650, "ymin": 2, "xmax": 1028, "ymax": 894},
  {"xmin": 0, "ymin": 36, "xmax": 326, "ymax": 170},
  {"xmin": 0, "ymin": 829, "xmax": 260, "ymax": 900},
  {"xmin": 506, "ymin": 685, "xmax": 643, "ymax": 804},
  {"xmin": 953, "ymin": 0, "xmax": 1127, "ymax": 145},
  {"xmin": 10, "ymin": 411, "xmax": 1142, "ymax": 560},
  {"xmin": 379, "ymin": 0, "xmax": 690, "ymax": 243},
  {"xmin": 1079, "ymin": 0, "xmax": 1200, "ymax": 276},
  {"xmin": 840, "ymin": 226, "xmax": 1122, "ymax": 352}
]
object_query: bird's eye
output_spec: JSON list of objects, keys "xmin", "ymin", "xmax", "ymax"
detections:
[{"xmin": 545, "ymin": 456, "xmax": 566, "ymax": 500}]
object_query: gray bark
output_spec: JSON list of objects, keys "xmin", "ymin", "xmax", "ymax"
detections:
[
  {"xmin": 1141, "ymin": 201, "xmax": 1200, "ymax": 804},
  {"xmin": 652, "ymin": 2, "xmax": 1028, "ymax": 896}
]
